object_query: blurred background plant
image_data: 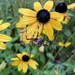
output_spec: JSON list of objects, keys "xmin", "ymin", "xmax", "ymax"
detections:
[{"xmin": 0, "ymin": 0, "xmax": 75, "ymax": 75}]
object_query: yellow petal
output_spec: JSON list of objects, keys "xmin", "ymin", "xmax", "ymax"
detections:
[
  {"xmin": 57, "ymin": 14, "xmax": 64, "ymax": 22},
  {"xmin": 44, "ymin": 1, "xmax": 53, "ymax": 11},
  {"xmin": 19, "ymin": 8, "xmax": 36, "ymax": 17},
  {"xmin": 16, "ymin": 22, "xmax": 26, "ymax": 28},
  {"xmin": 16, "ymin": 17, "xmax": 27, "ymax": 28},
  {"xmin": 23, "ymin": 62, "xmax": 28, "ymax": 73},
  {"xmin": 58, "ymin": 42, "xmax": 64, "ymax": 47},
  {"xmin": 20, "ymin": 32, "xmax": 30, "ymax": 44},
  {"xmin": 50, "ymin": 12, "xmax": 63, "ymax": 19},
  {"xmin": 61, "ymin": 18, "xmax": 69, "ymax": 24},
  {"xmin": 43, "ymin": 23, "xmax": 54, "ymax": 40},
  {"xmin": 11, "ymin": 60, "xmax": 20, "ymax": 66},
  {"xmin": 0, "ymin": 42, "xmax": 6, "ymax": 50},
  {"xmin": 17, "ymin": 16, "xmax": 37, "ymax": 26},
  {"xmin": 17, "ymin": 54, "xmax": 22, "ymax": 59},
  {"xmin": 67, "ymin": 3, "xmax": 75, "ymax": 9},
  {"xmin": 34, "ymin": 2, "xmax": 42, "ymax": 12},
  {"xmin": 30, "ymin": 54, "xmax": 34, "ymax": 58},
  {"xmin": 0, "ymin": 20, "xmax": 3, "ymax": 25},
  {"xmin": 28, "ymin": 59, "xmax": 38, "ymax": 69},
  {"xmin": 33, "ymin": 27, "xmax": 38, "ymax": 38},
  {"xmin": 22, "ymin": 52, "xmax": 28, "ymax": 55},
  {"xmin": 0, "ymin": 34, "xmax": 12, "ymax": 42},
  {"xmin": 30, "ymin": 59, "xmax": 38, "ymax": 66},
  {"xmin": 11, "ymin": 58, "xmax": 19, "ymax": 60},
  {"xmin": 38, "ymin": 23, "xmax": 43, "ymax": 36},
  {"xmin": 65, "ymin": 42, "xmax": 71, "ymax": 47},
  {"xmin": 0, "ymin": 23, "xmax": 10, "ymax": 31},
  {"xmin": 50, "ymin": 19, "xmax": 62, "ymax": 31},
  {"xmin": 18, "ymin": 61, "xmax": 23, "ymax": 71},
  {"xmin": 27, "ymin": 22, "xmax": 38, "ymax": 38}
]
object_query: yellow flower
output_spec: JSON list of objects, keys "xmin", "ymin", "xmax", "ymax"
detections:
[
  {"xmin": 0, "ymin": 20, "xmax": 12, "ymax": 50},
  {"xmin": 11, "ymin": 52, "xmax": 38, "ymax": 73},
  {"xmin": 55, "ymin": 2, "xmax": 75, "ymax": 24},
  {"xmin": 58, "ymin": 41, "xmax": 71, "ymax": 47},
  {"xmin": 16, "ymin": 1, "xmax": 63, "ymax": 41}
]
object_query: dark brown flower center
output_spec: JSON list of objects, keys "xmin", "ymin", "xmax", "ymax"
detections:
[
  {"xmin": 36, "ymin": 9, "xmax": 50, "ymax": 23},
  {"xmin": 22, "ymin": 55, "xmax": 30, "ymax": 61},
  {"xmin": 55, "ymin": 2, "xmax": 67, "ymax": 13}
]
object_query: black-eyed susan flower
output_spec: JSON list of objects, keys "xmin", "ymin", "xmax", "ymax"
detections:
[
  {"xmin": 16, "ymin": 1, "xmax": 63, "ymax": 41},
  {"xmin": 0, "ymin": 20, "xmax": 12, "ymax": 50},
  {"xmin": 58, "ymin": 41, "xmax": 71, "ymax": 47},
  {"xmin": 11, "ymin": 52, "xmax": 38, "ymax": 73},
  {"xmin": 55, "ymin": 2, "xmax": 75, "ymax": 23}
]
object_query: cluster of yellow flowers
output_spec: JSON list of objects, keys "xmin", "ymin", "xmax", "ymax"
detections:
[{"xmin": 0, "ymin": 0, "xmax": 75, "ymax": 73}]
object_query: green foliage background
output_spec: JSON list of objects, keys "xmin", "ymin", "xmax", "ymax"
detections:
[{"xmin": 0, "ymin": 0, "xmax": 75, "ymax": 75}]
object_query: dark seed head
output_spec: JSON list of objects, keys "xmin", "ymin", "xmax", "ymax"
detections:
[
  {"xmin": 55, "ymin": 2, "xmax": 67, "ymax": 13},
  {"xmin": 37, "ymin": 9, "xmax": 50, "ymax": 23},
  {"xmin": 22, "ymin": 55, "xmax": 30, "ymax": 62}
]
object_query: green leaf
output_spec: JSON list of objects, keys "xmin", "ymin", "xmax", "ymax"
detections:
[
  {"xmin": 46, "ymin": 53, "xmax": 54, "ymax": 60},
  {"xmin": 31, "ymin": 45, "xmax": 38, "ymax": 56},
  {"xmin": 64, "ymin": 29, "xmax": 72, "ymax": 36},
  {"xmin": 39, "ymin": 53, "xmax": 46, "ymax": 65}
]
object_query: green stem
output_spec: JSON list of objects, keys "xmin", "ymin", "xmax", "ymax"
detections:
[
  {"xmin": 51, "ymin": 31, "xmax": 59, "ymax": 54},
  {"xmin": 38, "ymin": 59, "xmax": 50, "ymax": 75},
  {"xmin": 66, "ymin": 53, "xmax": 75, "ymax": 62},
  {"xmin": 53, "ymin": 47, "xmax": 63, "ymax": 61},
  {"xmin": 19, "ymin": 0, "xmax": 22, "ymax": 8}
]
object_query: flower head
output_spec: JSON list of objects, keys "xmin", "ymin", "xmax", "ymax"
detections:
[
  {"xmin": 0, "ymin": 20, "xmax": 12, "ymax": 50},
  {"xmin": 16, "ymin": 1, "xmax": 63, "ymax": 43},
  {"xmin": 55, "ymin": 2, "xmax": 75, "ymax": 23},
  {"xmin": 55, "ymin": 2, "xmax": 67, "ymax": 13},
  {"xmin": 58, "ymin": 41, "xmax": 71, "ymax": 47},
  {"xmin": 11, "ymin": 52, "xmax": 38, "ymax": 73}
]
